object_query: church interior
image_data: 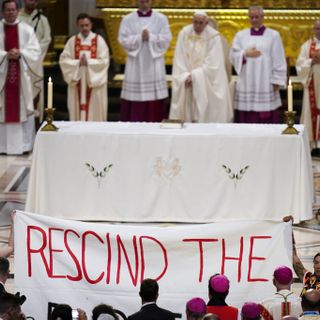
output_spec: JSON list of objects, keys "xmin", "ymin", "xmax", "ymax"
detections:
[{"xmin": 0, "ymin": 0, "xmax": 320, "ymax": 318}]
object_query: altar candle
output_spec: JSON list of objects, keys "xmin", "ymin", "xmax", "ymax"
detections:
[
  {"xmin": 47, "ymin": 77, "xmax": 53, "ymax": 109},
  {"xmin": 288, "ymin": 78, "xmax": 293, "ymax": 112}
]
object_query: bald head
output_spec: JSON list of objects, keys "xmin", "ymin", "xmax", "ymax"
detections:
[
  {"xmin": 281, "ymin": 316, "xmax": 299, "ymax": 320},
  {"xmin": 301, "ymin": 289, "xmax": 320, "ymax": 311}
]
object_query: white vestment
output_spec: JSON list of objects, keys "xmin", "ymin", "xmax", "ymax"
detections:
[
  {"xmin": 230, "ymin": 27, "xmax": 287, "ymax": 112},
  {"xmin": 19, "ymin": 8, "xmax": 51, "ymax": 118},
  {"xmin": 118, "ymin": 10, "xmax": 171, "ymax": 101},
  {"xmin": 261, "ymin": 289, "xmax": 302, "ymax": 320},
  {"xmin": 220, "ymin": 34, "xmax": 232, "ymax": 82},
  {"xmin": 170, "ymin": 25, "xmax": 233, "ymax": 123},
  {"xmin": 296, "ymin": 37, "xmax": 320, "ymax": 142},
  {"xmin": 0, "ymin": 19, "xmax": 41, "ymax": 154},
  {"xmin": 59, "ymin": 31, "xmax": 109, "ymax": 121}
]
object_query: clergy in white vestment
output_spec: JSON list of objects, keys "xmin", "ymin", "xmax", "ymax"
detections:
[
  {"xmin": 0, "ymin": 0, "xmax": 41, "ymax": 155},
  {"xmin": 230, "ymin": 6, "xmax": 287, "ymax": 124},
  {"xmin": 19, "ymin": 0, "xmax": 51, "ymax": 121},
  {"xmin": 296, "ymin": 20, "xmax": 320, "ymax": 144},
  {"xmin": 118, "ymin": 0, "xmax": 172, "ymax": 122},
  {"xmin": 260, "ymin": 265, "xmax": 302, "ymax": 319},
  {"xmin": 59, "ymin": 13, "xmax": 109, "ymax": 122},
  {"xmin": 169, "ymin": 11, "xmax": 233, "ymax": 123}
]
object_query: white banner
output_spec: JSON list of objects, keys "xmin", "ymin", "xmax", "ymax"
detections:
[{"xmin": 14, "ymin": 211, "xmax": 292, "ymax": 320}]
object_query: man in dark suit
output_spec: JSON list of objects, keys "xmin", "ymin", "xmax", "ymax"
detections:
[
  {"xmin": 0, "ymin": 257, "xmax": 10, "ymax": 294},
  {"xmin": 128, "ymin": 278, "xmax": 175, "ymax": 320}
]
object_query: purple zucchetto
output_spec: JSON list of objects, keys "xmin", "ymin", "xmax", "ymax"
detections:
[
  {"xmin": 241, "ymin": 302, "xmax": 260, "ymax": 319},
  {"xmin": 273, "ymin": 265, "xmax": 293, "ymax": 285},
  {"xmin": 186, "ymin": 297, "xmax": 207, "ymax": 314},
  {"xmin": 210, "ymin": 274, "xmax": 230, "ymax": 293}
]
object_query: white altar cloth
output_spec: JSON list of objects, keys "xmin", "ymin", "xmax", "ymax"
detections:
[{"xmin": 26, "ymin": 122, "xmax": 313, "ymax": 222}]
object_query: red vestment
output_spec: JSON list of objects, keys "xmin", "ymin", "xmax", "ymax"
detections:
[{"xmin": 4, "ymin": 23, "xmax": 20, "ymax": 122}]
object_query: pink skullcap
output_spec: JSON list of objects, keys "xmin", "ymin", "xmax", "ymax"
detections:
[
  {"xmin": 186, "ymin": 297, "xmax": 207, "ymax": 314},
  {"xmin": 273, "ymin": 265, "xmax": 293, "ymax": 284},
  {"xmin": 241, "ymin": 302, "xmax": 260, "ymax": 319},
  {"xmin": 210, "ymin": 275, "xmax": 229, "ymax": 293}
]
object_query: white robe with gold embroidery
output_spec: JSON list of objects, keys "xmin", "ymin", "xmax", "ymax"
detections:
[
  {"xmin": 296, "ymin": 37, "xmax": 320, "ymax": 142},
  {"xmin": 59, "ymin": 31, "xmax": 109, "ymax": 121},
  {"xmin": 170, "ymin": 25, "xmax": 233, "ymax": 123}
]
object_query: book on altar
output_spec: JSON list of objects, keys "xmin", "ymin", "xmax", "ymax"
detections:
[{"xmin": 160, "ymin": 119, "xmax": 184, "ymax": 129}]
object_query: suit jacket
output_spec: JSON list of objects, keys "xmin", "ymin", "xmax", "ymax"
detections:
[
  {"xmin": 128, "ymin": 302, "xmax": 175, "ymax": 320},
  {"xmin": 0, "ymin": 283, "xmax": 5, "ymax": 295}
]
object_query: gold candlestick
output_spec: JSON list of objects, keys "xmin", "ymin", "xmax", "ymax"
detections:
[
  {"xmin": 282, "ymin": 111, "xmax": 299, "ymax": 135},
  {"xmin": 41, "ymin": 108, "xmax": 59, "ymax": 132}
]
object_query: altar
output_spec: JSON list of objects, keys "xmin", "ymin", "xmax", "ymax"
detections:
[{"xmin": 26, "ymin": 122, "xmax": 313, "ymax": 223}]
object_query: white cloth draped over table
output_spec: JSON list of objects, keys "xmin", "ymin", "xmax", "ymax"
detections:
[
  {"xmin": 59, "ymin": 31, "xmax": 109, "ymax": 121},
  {"xmin": 0, "ymin": 19, "xmax": 41, "ymax": 154},
  {"xmin": 170, "ymin": 25, "xmax": 233, "ymax": 123},
  {"xmin": 296, "ymin": 37, "xmax": 320, "ymax": 142},
  {"xmin": 26, "ymin": 122, "xmax": 313, "ymax": 223},
  {"xmin": 118, "ymin": 11, "xmax": 171, "ymax": 101},
  {"xmin": 230, "ymin": 28, "xmax": 287, "ymax": 112}
]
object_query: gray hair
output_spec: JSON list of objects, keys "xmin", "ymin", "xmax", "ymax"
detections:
[{"xmin": 248, "ymin": 6, "xmax": 264, "ymax": 15}]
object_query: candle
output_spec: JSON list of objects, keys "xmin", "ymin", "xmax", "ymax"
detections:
[
  {"xmin": 287, "ymin": 78, "xmax": 293, "ymax": 112},
  {"xmin": 47, "ymin": 77, "xmax": 53, "ymax": 109}
]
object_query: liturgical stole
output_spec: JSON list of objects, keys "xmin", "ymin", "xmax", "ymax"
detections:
[
  {"xmin": 74, "ymin": 35, "xmax": 97, "ymax": 120},
  {"xmin": 4, "ymin": 23, "xmax": 20, "ymax": 123}
]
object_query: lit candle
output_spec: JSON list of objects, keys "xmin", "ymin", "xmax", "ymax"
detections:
[
  {"xmin": 47, "ymin": 77, "xmax": 53, "ymax": 109},
  {"xmin": 287, "ymin": 78, "xmax": 293, "ymax": 112}
]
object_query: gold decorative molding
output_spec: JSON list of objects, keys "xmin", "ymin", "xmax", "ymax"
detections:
[
  {"xmin": 100, "ymin": 8, "xmax": 320, "ymax": 66},
  {"xmin": 97, "ymin": 0, "xmax": 320, "ymax": 9}
]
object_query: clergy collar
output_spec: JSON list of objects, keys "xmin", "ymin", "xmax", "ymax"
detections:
[
  {"xmin": 78, "ymin": 30, "xmax": 93, "ymax": 40},
  {"xmin": 250, "ymin": 25, "xmax": 266, "ymax": 36},
  {"xmin": 137, "ymin": 9, "xmax": 152, "ymax": 17},
  {"xmin": 141, "ymin": 301, "xmax": 156, "ymax": 307}
]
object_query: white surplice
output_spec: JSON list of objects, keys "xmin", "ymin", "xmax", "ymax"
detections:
[
  {"xmin": 261, "ymin": 289, "xmax": 302, "ymax": 319},
  {"xmin": 59, "ymin": 31, "xmax": 109, "ymax": 121},
  {"xmin": 0, "ymin": 19, "xmax": 41, "ymax": 154},
  {"xmin": 296, "ymin": 37, "xmax": 320, "ymax": 142},
  {"xmin": 170, "ymin": 25, "xmax": 233, "ymax": 123},
  {"xmin": 230, "ymin": 28, "xmax": 287, "ymax": 112},
  {"xmin": 118, "ymin": 10, "xmax": 171, "ymax": 101},
  {"xmin": 19, "ymin": 8, "xmax": 51, "ymax": 118}
]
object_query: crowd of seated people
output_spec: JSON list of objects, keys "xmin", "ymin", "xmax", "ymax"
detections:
[{"xmin": 0, "ymin": 268, "xmax": 319, "ymax": 320}]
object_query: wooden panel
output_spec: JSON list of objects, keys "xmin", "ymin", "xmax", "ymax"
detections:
[{"xmin": 100, "ymin": 8, "xmax": 320, "ymax": 66}]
